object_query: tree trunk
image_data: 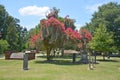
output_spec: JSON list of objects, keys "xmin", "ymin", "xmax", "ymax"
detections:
[
  {"xmin": 93, "ymin": 51, "xmax": 97, "ymax": 63},
  {"xmin": 102, "ymin": 52, "xmax": 105, "ymax": 60},
  {"xmin": 103, "ymin": 55, "xmax": 105, "ymax": 60},
  {"xmin": 72, "ymin": 53, "xmax": 76, "ymax": 63},
  {"xmin": 61, "ymin": 48, "xmax": 64, "ymax": 56},
  {"xmin": 46, "ymin": 49, "xmax": 51, "ymax": 61}
]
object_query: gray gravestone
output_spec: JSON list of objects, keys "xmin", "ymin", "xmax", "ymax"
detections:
[{"xmin": 23, "ymin": 53, "xmax": 28, "ymax": 70}]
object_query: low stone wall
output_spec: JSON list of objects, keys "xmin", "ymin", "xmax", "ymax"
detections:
[
  {"xmin": 5, "ymin": 51, "xmax": 35, "ymax": 60},
  {"xmin": 28, "ymin": 52, "xmax": 35, "ymax": 60},
  {"xmin": 5, "ymin": 51, "xmax": 11, "ymax": 60}
]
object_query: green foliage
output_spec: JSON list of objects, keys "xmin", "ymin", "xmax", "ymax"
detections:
[
  {"xmin": 64, "ymin": 16, "xmax": 76, "ymax": 30},
  {"xmin": 89, "ymin": 24, "xmax": 114, "ymax": 52},
  {"xmin": 0, "ymin": 39, "xmax": 9, "ymax": 54},
  {"xmin": 0, "ymin": 4, "xmax": 29, "ymax": 51},
  {"xmin": 58, "ymin": 16, "xmax": 64, "ymax": 23},
  {"xmin": 5, "ymin": 16, "xmax": 28, "ymax": 51},
  {"xmin": 0, "ymin": 5, "xmax": 9, "ymax": 39},
  {"xmin": 35, "ymin": 39, "xmax": 46, "ymax": 51},
  {"xmin": 63, "ymin": 40, "xmax": 78, "ymax": 50},
  {"xmin": 17, "ymin": 27, "xmax": 28, "ymax": 51},
  {"xmin": 29, "ymin": 24, "xmax": 40, "ymax": 38},
  {"xmin": 6, "ymin": 23, "xmax": 19, "ymax": 50},
  {"xmin": 84, "ymin": 2, "xmax": 120, "ymax": 50},
  {"xmin": 24, "ymin": 42, "xmax": 29, "ymax": 49}
]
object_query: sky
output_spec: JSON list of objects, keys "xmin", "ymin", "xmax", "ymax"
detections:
[{"xmin": 0, "ymin": 0, "xmax": 120, "ymax": 30}]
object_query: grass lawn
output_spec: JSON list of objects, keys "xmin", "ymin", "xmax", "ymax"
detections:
[{"xmin": 0, "ymin": 54, "xmax": 120, "ymax": 80}]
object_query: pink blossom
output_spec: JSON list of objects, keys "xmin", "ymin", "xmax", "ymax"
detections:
[
  {"xmin": 30, "ymin": 33, "xmax": 41, "ymax": 44},
  {"xmin": 80, "ymin": 29, "xmax": 92, "ymax": 41},
  {"xmin": 65, "ymin": 28, "xmax": 82, "ymax": 40},
  {"xmin": 40, "ymin": 17, "xmax": 65, "ymax": 32}
]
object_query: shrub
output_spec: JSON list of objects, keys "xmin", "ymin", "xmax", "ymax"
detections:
[{"xmin": 0, "ymin": 40, "xmax": 9, "ymax": 54}]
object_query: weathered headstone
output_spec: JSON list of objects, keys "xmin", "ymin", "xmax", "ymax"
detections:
[{"xmin": 23, "ymin": 53, "xmax": 28, "ymax": 70}]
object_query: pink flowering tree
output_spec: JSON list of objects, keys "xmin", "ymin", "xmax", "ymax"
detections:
[
  {"xmin": 30, "ymin": 8, "xmax": 91, "ymax": 62},
  {"xmin": 40, "ymin": 17, "xmax": 82, "ymax": 61},
  {"xmin": 65, "ymin": 27, "xmax": 92, "ymax": 63},
  {"xmin": 40, "ymin": 17, "xmax": 65, "ymax": 61}
]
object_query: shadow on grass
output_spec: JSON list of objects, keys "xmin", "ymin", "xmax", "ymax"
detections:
[
  {"xmin": 97, "ymin": 59, "xmax": 119, "ymax": 62},
  {"xmin": 34, "ymin": 59, "xmax": 86, "ymax": 66},
  {"xmin": 35, "ymin": 55, "xmax": 98, "ymax": 65}
]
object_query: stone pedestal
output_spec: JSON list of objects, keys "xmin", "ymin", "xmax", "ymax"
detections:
[
  {"xmin": 23, "ymin": 53, "xmax": 28, "ymax": 70},
  {"xmin": 80, "ymin": 54, "xmax": 89, "ymax": 63}
]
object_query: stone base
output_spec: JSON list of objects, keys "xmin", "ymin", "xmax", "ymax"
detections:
[{"xmin": 80, "ymin": 54, "xmax": 89, "ymax": 64}]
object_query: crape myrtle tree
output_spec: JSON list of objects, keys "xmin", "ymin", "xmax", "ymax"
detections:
[
  {"xmin": 30, "ymin": 8, "xmax": 65, "ymax": 61},
  {"xmin": 30, "ymin": 7, "xmax": 92, "ymax": 62},
  {"xmin": 45, "ymin": 7, "xmax": 78, "ymax": 52},
  {"xmin": 40, "ymin": 17, "xmax": 66, "ymax": 61},
  {"xmin": 40, "ymin": 18, "xmax": 82, "ymax": 61},
  {"xmin": 30, "ymin": 8, "xmax": 82, "ymax": 61}
]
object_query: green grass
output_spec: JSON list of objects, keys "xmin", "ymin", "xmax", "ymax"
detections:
[{"xmin": 0, "ymin": 54, "xmax": 120, "ymax": 80}]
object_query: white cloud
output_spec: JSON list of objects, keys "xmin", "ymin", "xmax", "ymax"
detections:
[
  {"xmin": 86, "ymin": 3, "xmax": 102, "ymax": 13},
  {"xmin": 18, "ymin": 5, "xmax": 50, "ymax": 17}
]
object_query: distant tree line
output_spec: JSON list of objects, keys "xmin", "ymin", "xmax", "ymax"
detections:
[{"xmin": 0, "ymin": 4, "xmax": 28, "ymax": 53}]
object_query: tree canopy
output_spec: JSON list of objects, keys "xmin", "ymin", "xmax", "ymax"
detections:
[
  {"xmin": 89, "ymin": 24, "xmax": 114, "ymax": 52},
  {"xmin": 84, "ymin": 2, "xmax": 120, "ymax": 50},
  {"xmin": 0, "ymin": 4, "xmax": 28, "ymax": 52},
  {"xmin": 30, "ymin": 8, "xmax": 83, "ymax": 61}
]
